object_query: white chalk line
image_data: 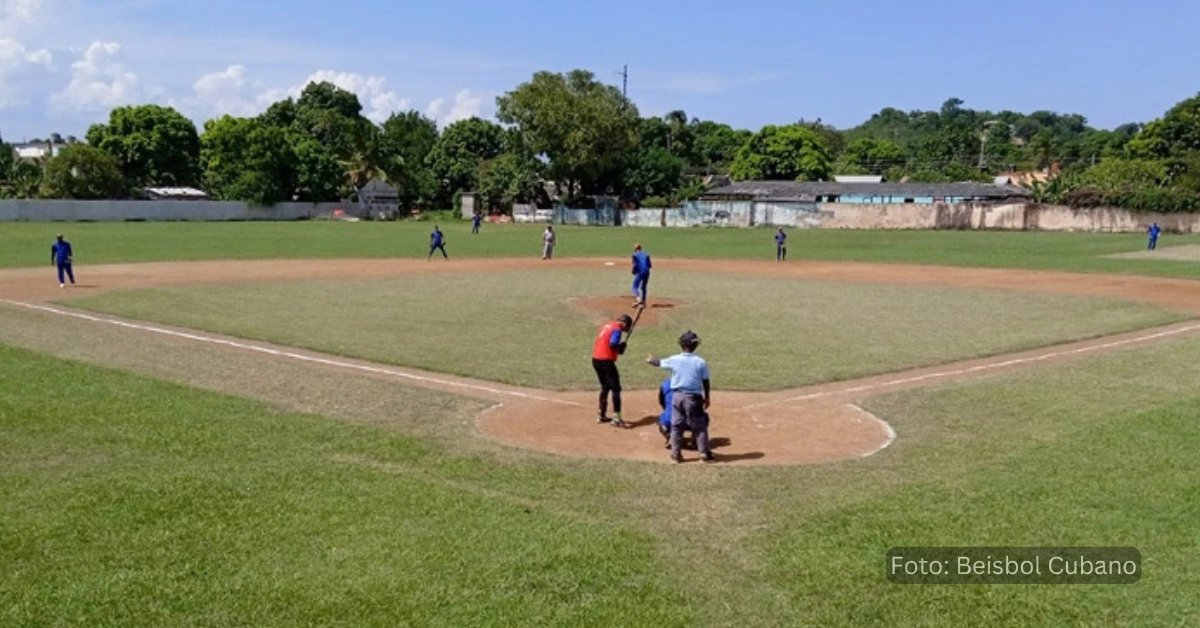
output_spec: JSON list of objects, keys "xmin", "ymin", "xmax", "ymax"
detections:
[
  {"xmin": 847, "ymin": 404, "xmax": 897, "ymax": 458},
  {"xmin": 746, "ymin": 322, "xmax": 1200, "ymax": 410},
  {"xmin": 2, "ymin": 300, "xmax": 581, "ymax": 407}
]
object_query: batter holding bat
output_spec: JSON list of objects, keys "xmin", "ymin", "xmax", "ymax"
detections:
[{"xmin": 591, "ymin": 312, "xmax": 638, "ymax": 428}]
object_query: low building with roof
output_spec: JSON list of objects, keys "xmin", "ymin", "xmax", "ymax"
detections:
[
  {"xmin": 625, "ymin": 179, "xmax": 1034, "ymax": 230},
  {"xmin": 700, "ymin": 180, "xmax": 1030, "ymax": 205}
]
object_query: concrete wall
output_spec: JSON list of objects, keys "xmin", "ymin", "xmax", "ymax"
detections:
[
  {"xmin": 1024, "ymin": 205, "xmax": 1200, "ymax": 233},
  {"xmin": 0, "ymin": 200, "xmax": 360, "ymax": 221},
  {"xmin": 816, "ymin": 201, "xmax": 1029, "ymax": 230},
  {"xmin": 11, "ymin": 197, "xmax": 1198, "ymax": 233}
]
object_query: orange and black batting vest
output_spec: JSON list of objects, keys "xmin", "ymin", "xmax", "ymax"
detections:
[{"xmin": 592, "ymin": 321, "xmax": 622, "ymax": 361}]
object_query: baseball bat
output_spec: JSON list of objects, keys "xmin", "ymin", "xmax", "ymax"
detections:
[{"xmin": 623, "ymin": 304, "xmax": 645, "ymax": 342}]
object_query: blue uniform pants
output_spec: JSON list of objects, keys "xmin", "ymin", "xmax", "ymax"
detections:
[
  {"xmin": 632, "ymin": 273, "xmax": 649, "ymax": 302},
  {"xmin": 56, "ymin": 260, "xmax": 75, "ymax": 285}
]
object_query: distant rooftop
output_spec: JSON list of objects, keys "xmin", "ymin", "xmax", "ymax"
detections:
[
  {"xmin": 702, "ymin": 180, "xmax": 1031, "ymax": 202},
  {"xmin": 144, "ymin": 187, "xmax": 209, "ymax": 200}
]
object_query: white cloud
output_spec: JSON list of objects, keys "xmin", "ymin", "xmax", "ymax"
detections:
[
  {"xmin": 189, "ymin": 64, "xmax": 263, "ymax": 117},
  {"xmin": 425, "ymin": 89, "xmax": 484, "ymax": 127},
  {"xmin": 185, "ymin": 67, "xmax": 411, "ymax": 123},
  {"xmin": 0, "ymin": 0, "xmax": 44, "ymax": 23},
  {"xmin": 304, "ymin": 69, "xmax": 407, "ymax": 122},
  {"xmin": 0, "ymin": 36, "xmax": 52, "ymax": 106},
  {"xmin": 50, "ymin": 40, "xmax": 138, "ymax": 111},
  {"xmin": 0, "ymin": 37, "xmax": 50, "ymax": 66}
]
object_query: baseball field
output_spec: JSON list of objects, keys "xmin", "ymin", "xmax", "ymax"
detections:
[{"xmin": 2, "ymin": 221, "xmax": 1198, "ymax": 625}]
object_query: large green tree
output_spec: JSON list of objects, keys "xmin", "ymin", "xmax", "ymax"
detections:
[
  {"xmin": 254, "ymin": 81, "xmax": 392, "ymax": 203},
  {"xmin": 378, "ymin": 110, "xmax": 439, "ymax": 208},
  {"xmin": 477, "ymin": 152, "xmax": 543, "ymax": 212},
  {"xmin": 729, "ymin": 125, "xmax": 831, "ymax": 181},
  {"xmin": 835, "ymin": 137, "xmax": 904, "ymax": 174},
  {"xmin": 85, "ymin": 104, "xmax": 201, "ymax": 188},
  {"xmin": 292, "ymin": 81, "xmax": 365, "ymax": 160},
  {"xmin": 690, "ymin": 121, "xmax": 750, "ymax": 170},
  {"xmin": 200, "ymin": 116, "xmax": 296, "ymax": 205},
  {"xmin": 291, "ymin": 137, "xmax": 343, "ymax": 202},
  {"xmin": 625, "ymin": 147, "xmax": 685, "ymax": 200},
  {"xmin": 496, "ymin": 69, "xmax": 640, "ymax": 196},
  {"xmin": 425, "ymin": 117, "xmax": 504, "ymax": 207},
  {"xmin": 1128, "ymin": 93, "xmax": 1200, "ymax": 171},
  {"xmin": 39, "ymin": 144, "xmax": 127, "ymax": 199}
]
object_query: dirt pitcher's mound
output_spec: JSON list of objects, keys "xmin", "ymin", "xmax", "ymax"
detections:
[
  {"xmin": 478, "ymin": 389, "xmax": 894, "ymax": 465},
  {"xmin": 566, "ymin": 295, "xmax": 684, "ymax": 327}
]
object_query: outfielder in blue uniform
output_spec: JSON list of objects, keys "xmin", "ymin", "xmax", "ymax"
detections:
[
  {"xmin": 631, "ymin": 243, "xmax": 651, "ymax": 306},
  {"xmin": 775, "ymin": 227, "xmax": 787, "ymax": 261},
  {"xmin": 1147, "ymin": 222, "xmax": 1161, "ymax": 250},
  {"xmin": 51, "ymin": 234, "xmax": 75, "ymax": 287}
]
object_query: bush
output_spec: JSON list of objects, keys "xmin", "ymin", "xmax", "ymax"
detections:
[
  {"xmin": 1061, "ymin": 187, "xmax": 1104, "ymax": 208},
  {"xmin": 641, "ymin": 195, "xmax": 670, "ymax": 208}
]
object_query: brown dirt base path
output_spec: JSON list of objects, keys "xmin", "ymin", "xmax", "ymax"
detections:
[{"xmin": 3, "ymin": 257, "xmax": 1200, "ymax": 466}]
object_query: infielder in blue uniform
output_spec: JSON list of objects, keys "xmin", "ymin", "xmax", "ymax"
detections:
[
  {"xmin": 51, "ymin": 233, "xmax": 75, "ymax": 287},
  {"xmin": 428, "ymin": 225, "xmax": 448, "ymax": 260},
  {"xmin": 647, "ymin": 330, "xmax": 713, "ymax": 463},
  {"xmin": 775, "ymin": 227, "xmax": 787, "ymax": 261},
  {"xmin": 631, "ymin": 243, "xmax": 651, "ymax": 306}
]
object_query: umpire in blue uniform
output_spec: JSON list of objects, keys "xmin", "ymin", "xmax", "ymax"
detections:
[
  {"xmin": 51, "ymin": 233, "xmax": 75, "ymax": 287},
  {"xmin": 647, "ymin": 330, "xmax": 713, "ymax": 463}
]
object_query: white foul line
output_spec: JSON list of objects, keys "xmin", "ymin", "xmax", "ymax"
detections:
[
  {"xmin": 846, "ymin": 404, "xmax": 897, "ymax": 458},
  {"xmin": 2, "ymin": 299, "xmax": 581, "ymax": 407},
  {"xmin": 746, "ymin": 322, "xmax": 1200, "ymax": 410}
]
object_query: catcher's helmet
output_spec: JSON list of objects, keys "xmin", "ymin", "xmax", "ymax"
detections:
[{"xmin": 679, "ymin": 330, "xmax": 700, "ymax": 351}]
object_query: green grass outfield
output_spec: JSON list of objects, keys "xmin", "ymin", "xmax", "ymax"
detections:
[{"xmin": 4, "ymin": 220, "xmax": 1200, "ymax": 278}]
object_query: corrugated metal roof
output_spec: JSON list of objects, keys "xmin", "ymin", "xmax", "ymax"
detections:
[
  {"xmin": 701, "ymin": 180, "xmax": 1031, "ymax": 200},
  {"xmin": 833, "ymin": 175, "xmax": 884, "ymax": 183},
  {"xmin": 145, "ymin": 187, "xmax": 207, "ymax": 196}
]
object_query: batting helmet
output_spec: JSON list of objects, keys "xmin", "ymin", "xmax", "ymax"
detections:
[
  {"xmin": 617, "ymin": 314, "xmax": 633, "ymax": 328},
  {"xmin": 679, "ymin": 330, "xmax": 700, "ymax": 351}
]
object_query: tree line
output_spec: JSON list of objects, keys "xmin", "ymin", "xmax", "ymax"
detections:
[{"xmin": 3, "ymin": 69, "xmax": 1200, "ymax": 212}]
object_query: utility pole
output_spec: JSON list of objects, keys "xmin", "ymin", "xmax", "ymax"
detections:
[{"xmin": 620, "ymin": 64, "xmax": 628, "ymax": 99}]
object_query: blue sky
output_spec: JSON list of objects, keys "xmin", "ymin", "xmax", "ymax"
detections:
[{"xmin": 1, "ymin": 0, "xmax": 1197, "ymax": 142}]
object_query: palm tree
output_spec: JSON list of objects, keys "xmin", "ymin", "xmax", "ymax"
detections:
[
  {"xmin": 340, "ymin": 122, "xmax": 386, "ymax": 204},
  {"xmin": 664, "ymin": 109, "xmax": 689, "ymax": 155}
]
